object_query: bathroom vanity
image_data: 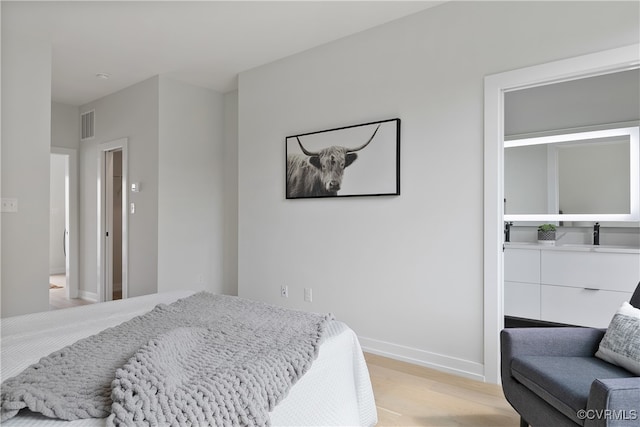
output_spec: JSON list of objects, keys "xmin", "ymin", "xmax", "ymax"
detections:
[
  {"xmin": 503, "ymin": 123, "xmax": 640, "ymax": 328},
  {"xmin": 504, "ymin": 243, "xmax": 639, "ymax": 328}
]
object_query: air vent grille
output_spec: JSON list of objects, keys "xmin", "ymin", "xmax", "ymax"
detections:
[{"xmin": 81, "ymin": 110, "xmax": 95, "ymax": 140}]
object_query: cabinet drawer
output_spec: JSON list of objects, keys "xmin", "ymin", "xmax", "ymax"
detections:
[
  {"xmin": 505, "ymin": 281, "xmax": 540, "ymax": 319},
  {"xmin": 540, "ymin": 285, "xmax": 632, "ymax": 328},
  {"xmin": 505, "ymin": 249, "xmax": 540, "ymax": 283},
  {"xmin": 541, "ymin": 251, "xmax": 639, "ymax": 292}
]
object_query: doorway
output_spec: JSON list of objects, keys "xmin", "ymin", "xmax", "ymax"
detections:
[
  {"xmin": 483, "ymin": 44, "xmax": 639, "ymax": 384},
  {"xmin": 49, "ymin": 148, "xmax": 79, "ymax": 308},
  {"xmin": 98, "ymin": 138, "xmax": 128, "ymax": 302}
]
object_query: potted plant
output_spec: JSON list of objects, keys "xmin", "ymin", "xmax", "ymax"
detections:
[{"xmin": 537, "ymin": 224, "xmax": 557, "ymax": 244}]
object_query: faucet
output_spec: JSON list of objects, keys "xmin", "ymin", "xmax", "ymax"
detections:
[
  {"xmin": 593, "ymin": 222, "xmax": 600, "ymax": 245},
  {"xmin": 504, "ymin": 221, "xmax": 513, "ymax": 243}
]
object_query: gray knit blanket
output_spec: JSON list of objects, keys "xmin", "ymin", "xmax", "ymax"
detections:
[{"xmin": 1, "ymin": 292, "xmax": 332, "ymax": 426}]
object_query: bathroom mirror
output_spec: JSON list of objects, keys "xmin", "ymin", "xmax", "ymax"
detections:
[{"xmin": 504, "ymin": 126, "xmax": 639, "ymax": 222}]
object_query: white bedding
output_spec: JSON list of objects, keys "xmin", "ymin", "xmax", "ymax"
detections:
[{"xmin": 1, "ymin": 291, "xmax": 377, "ymax": 426}]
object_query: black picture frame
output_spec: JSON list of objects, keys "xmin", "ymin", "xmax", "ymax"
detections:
[{"xmin": 285, "ymin": 118, "xmax": 400, "ymax": 199}]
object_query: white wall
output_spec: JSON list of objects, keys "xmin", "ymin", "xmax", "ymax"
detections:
[
  {"xmin": 223, "ymin": 91, "xmax": 239, "ymax": 296},
  {"xmin": 51, "ymin": 102, "xmax": 80, "ymax": 150},
  {"xmin": 1, "ymin": 29, "xmax": 52, "ymax": 317},
  {"xmin": 505, "ymin": 69, "xmax": 640, "ymax": 136},
  {"xmin": 157, "ymin": 77, "xmax": 226, "ymax": 294},
  {"xmin": 237, "ymin": 1, "xmax": 640, "ymax": 379},
  {"xmin": 78, "ymin": 76, "xmax": 230, "ymax": 300},
  {"xmin": 1, "ymin": 1, "xmax": 3, "ymax": 316},
  {"xmin": 559, "ymin": 142, "xmax": 630, "ymax": 215},
  {"xmin": 504, "ymin": 145, "xmax": 549, "ymax": 214},
  {"xmin": 80, "ymin": 77, "xmax": 159, "ymax": 298}
]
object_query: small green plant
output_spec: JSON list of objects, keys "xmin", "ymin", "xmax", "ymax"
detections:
[{"xmin": 538, "ymin": 224, "xmax": 557, "ymax": 232}]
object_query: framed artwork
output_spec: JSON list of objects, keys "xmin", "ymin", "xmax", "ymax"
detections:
[{"xmin": 285, "ymin": 118, "xmax": 400, "ymax": 199}]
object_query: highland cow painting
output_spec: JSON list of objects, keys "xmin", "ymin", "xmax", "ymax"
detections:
[{"xmin": 285, "ymin": 118, "xmax": 400, "ymax": 199}]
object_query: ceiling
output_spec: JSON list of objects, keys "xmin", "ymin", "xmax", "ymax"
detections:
[{"xmin": 2, "ymin": 1, "xmax": 444, "ymax": 106}]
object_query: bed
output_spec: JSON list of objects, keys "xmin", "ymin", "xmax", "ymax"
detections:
[{"xmin": 1, "ymin": 290, "xmax": 377, "ymax": 426}]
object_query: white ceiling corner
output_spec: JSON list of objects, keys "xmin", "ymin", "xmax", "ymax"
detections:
[{"xmin": 2, "ymin": 1, "xmax": 445, "ymax": 106}]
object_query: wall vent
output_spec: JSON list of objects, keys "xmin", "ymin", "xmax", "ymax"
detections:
[{"xmin": 81, "ymin": 110, "xmax": 95, "ymax": 141}]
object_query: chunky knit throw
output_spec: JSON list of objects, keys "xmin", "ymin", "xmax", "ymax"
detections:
[{"xmin": 1, "ymin": 292, "xmax": 332, "ymax": 426}]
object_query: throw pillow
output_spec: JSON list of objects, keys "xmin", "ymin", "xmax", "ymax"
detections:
[{"xmin": 596, "ymin": 301, "xmax": 640, "ymax": 375}]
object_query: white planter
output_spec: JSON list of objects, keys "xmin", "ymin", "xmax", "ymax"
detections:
[{"xmin": 538, "ymin": 230, "xmax": 556, "ymax": 245}]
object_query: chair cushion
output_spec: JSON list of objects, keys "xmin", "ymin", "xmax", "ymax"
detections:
[{"xmin": 511, "ymin": 356, "xmax": 632, "ymax": 425}]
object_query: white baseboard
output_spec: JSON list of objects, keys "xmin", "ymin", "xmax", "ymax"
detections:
[
  {"xmin": 358, "ymin": 336, "xmax": 485, "ymax": 382},
  {"xmin": 78, "ymin": 290, "xmax": 98, "ymax": 302},
  {"xmin": 49, "ymin": 268, "xmax": 65, "ymax": 275}
]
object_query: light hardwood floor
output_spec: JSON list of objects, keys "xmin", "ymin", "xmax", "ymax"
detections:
[
  {"xmin": 366, "ymin": 353, "xmax": 520, "ymax": 427},
  {"xmin": 49, "ymin": 274, "xmax": 93, "ymax": 310}
]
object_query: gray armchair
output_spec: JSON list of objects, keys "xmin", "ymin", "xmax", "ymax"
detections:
[{"xmin": 501, "ymin": 283, "xmax": 640, "ymax": 427}]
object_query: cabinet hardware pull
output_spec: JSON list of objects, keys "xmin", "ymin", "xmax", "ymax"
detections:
[{"xmin": 583, "ymin": 288, "xmax": 599, "ymax": 291}]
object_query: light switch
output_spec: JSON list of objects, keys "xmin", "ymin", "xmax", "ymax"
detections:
[{"xmin": 1, "ymin": 198, "xmax": 18, "ymax": 213}]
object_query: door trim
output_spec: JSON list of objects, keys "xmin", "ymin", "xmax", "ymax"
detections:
[
  {"xmin": 97, "ymin": 138, "xmax": 129, "ymax": 302},
  {"xmin": 483, "ymin": 44, "xmax": 640, "ymax": 384}
]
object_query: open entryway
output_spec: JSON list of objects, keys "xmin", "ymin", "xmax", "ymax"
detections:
[
  {"xmin": 49, "ymin": 148, "xmax": 81, "ymax": 309},
  {"xmin": 98, "ymin": 138, "xmax": 129, "ymax": 302},
  {"xmin": 483, "ymin": 44, "xmax": 639, "ymax": 384}
]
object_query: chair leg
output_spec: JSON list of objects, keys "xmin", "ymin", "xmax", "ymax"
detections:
[{"xmin": 520, "ymin": 417, "xmax": 529, "ymax": 427}]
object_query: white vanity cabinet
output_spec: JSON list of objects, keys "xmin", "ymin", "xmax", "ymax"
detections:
[
  {"xmin": 504, "ymin": 248, "xmax": 541, "ymax": 320},
  {"xmin": 504, "ymin": 245, "xmax": 639, "ymax": 327},
  {"xmin": 540, "ymin": 250, "xmax": 638, "ymax": 327}
]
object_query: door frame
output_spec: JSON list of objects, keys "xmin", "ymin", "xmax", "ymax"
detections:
[
  {"xmin": 50, "ymin": 147, "xmax": 79, "ymax": 299},
  {"xmin": 483, "ymin": 44, "xmax": 640, "ymax": 384},
  {"xmin": 97, "ymin": 138, "xmax": 129, "ymax": 302}
]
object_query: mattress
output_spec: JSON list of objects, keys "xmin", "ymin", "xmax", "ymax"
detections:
[{"xmin": 1, "ymin": 291, "xmax": 377, "ymax": 426}]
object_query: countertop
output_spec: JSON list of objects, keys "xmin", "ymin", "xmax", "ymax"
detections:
[{"xmin": 504, "ymin": 242, "xmax": 640, "ymax": 254}]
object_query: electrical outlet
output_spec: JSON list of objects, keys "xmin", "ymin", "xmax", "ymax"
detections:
[
  {"xmin": 280, "ymin": 285, "xmax": 288, "ymax": 298},
  {"xmin": 304, "ymin": 288, "xmax": 312, "ymax": 302}
]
